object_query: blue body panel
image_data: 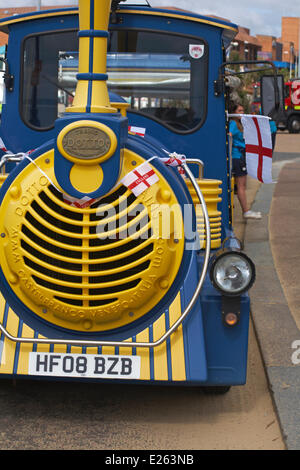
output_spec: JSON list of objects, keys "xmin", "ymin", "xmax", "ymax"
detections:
[
  {"xmin": 54, "ymin": 113, "xmax": 128, "ymax": 199},
  {"xmin": 0, "ymin": 8, "xmax": 250, "ymax": 386}
]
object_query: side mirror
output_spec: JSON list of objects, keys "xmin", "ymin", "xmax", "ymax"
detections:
[{"xmin": 261, "ymin": 74, "xmax": 285, "ymax": 122}]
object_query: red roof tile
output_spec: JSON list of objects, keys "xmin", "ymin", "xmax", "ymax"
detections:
[{"xmin": 0, "ymin": 5, "xmax": 77, "ymax": 46}]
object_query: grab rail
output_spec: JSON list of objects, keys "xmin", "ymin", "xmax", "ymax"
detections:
[{"xmin": 0, "ymin": 159, "xmax": 211, "ymax": 348}]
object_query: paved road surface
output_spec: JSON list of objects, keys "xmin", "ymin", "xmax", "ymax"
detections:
[
  {"xmin": 245, "ymin": 131, "xmax": 300, "ymax": 450},
  {"xmin": 0, "ymin": 134, "xmax": 294, "ymax": 450}
]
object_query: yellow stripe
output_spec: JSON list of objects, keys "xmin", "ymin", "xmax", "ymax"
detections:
[
  {"xmin": 69, "ymin": 81, "xmax": 89, "ymax": 112},
  {"xmin": 102, "ymin": 346, "xmax": 115, "ymax": 355},
  {"xmin": 119, "ymin": 9, "xmax": 238, "ymax": 32},
  {"xmin": 0, "ymin": 297, "xmax": 10, "ymax": 373},
  {"xmin": 169, "ymin": 293, "xmax": 186, "ymax": 381},
  {"xmin": 36, "ymin": 335, "xmax": 50, "ymax": 353},
  {"xmin": 0, "ymin": 10, "xmax": 78, "ymax": 28},
  {"xmin": 86, "ymin": 346, "xmax": 99, "ymax": 355},
  {"xmin": 17, "ymin": 324, "xmax": 35, "ymax": 375},
  {"xmin": 119, "ymin": 339, "xmax": 134, "ymax": 356},
  {"xmin": 71, "ymin": 346, "xmax": 84, "ymax": 354},
  {"xmin": 0, "ymin": 295, "xmax": 6, "ymax": 324},
  {"xmin": 67, "ymin": 1, "xmax": 89, "ymax": 113},
  {"xmin": 53, "ymin": 344, "xmax": 68, "ymax": 354},
  {"xmin": 136, "ymin": 329, "xmax": 150, "ymax": 380},
  {"xmin": 94, "ymin": 0, "xmax": 111, "ymax": 30},
  {"xmin": 0, "ymin": 8, "xmax": 237, "ymax": 32},
  {"xmin": 0, "ymin": 308, "xmax": 19, "ymax": 374},
  {"xmin": 78, "ymin": 38, "xmax": 90, "ymax": 74},
  {"xmin": 79, "ymin": 0, "xmax": 90, "ymax": 30},
  {"xmin": 153, "ymin": 314, "xmax": 168, "ymax": 381}
]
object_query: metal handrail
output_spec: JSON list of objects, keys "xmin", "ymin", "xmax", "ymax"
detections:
[
  {"xmin": 0, "ymin": 160, "xmax": 211, "ymax": 348},
  {"xmin": 0, "ymin": 154, "xmax": 25, "ymax": 170},
  {"xmin": 183, "ymin": 158, "xmax": 204, "ymax": 178}
]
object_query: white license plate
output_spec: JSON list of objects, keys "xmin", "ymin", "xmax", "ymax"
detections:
[{"xmin": 28, "ymin": 352, "xmax": 141, "ymax": 380}]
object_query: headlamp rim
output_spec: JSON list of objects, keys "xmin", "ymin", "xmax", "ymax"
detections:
[{"xmin": 209, "ymin": 249, "xmax": 256, "ymax": 297}]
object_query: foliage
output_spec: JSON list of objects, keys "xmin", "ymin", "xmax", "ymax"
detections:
[{"xmin": 227, "ymin": 52, "xmax": 293, "ymax": 110}]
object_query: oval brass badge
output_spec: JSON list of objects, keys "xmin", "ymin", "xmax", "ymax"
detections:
[{"xmin": 62, "ymin": 126, "xmax": 112, "ymax": 160}]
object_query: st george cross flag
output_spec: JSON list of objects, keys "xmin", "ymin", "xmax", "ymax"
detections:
[
  {"xmin": 160, "ymin": 151, "xmax": 186, "ymax": 174},
  {"xmin": 62, "ymin": 193, "xmax": 99, "ymax": 208},
  {"xmin": 121, "ymin": 162, "xmax": 159, "ymax": 197},
  {"xmin": 0, "ymin": 138, "xmax": 9, "ymax": 154},
  {"xmin": 0, "ymin": 138, "xmax": 35, "ymax": 156},
  {"xmin": 128, "ymin": 126, "xmax": 146, "ymax": 137},
  {"xmin": 241, "ymin": 115, "xmax": 273, "ymax": 184}
]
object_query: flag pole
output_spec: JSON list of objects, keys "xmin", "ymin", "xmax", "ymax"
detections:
[{"xmin": 227, "ymin": 113, "xmax": 271, "ymax": 119}]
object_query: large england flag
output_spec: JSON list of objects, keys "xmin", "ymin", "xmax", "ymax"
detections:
[{"xmin": 241, "ymin": 115, "xmax": 273, "ymax": 184}]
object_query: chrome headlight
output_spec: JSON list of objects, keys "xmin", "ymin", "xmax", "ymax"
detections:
[{"xmin": 210, "ymin": 250, "xmax": 255, "ymax": 296}]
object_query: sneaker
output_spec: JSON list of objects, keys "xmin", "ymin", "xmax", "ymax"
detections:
[{"xmin": 243, "ymin": 210, "xmax": 262, "ymax": 219}]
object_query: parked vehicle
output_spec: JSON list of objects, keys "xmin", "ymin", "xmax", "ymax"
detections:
[
  {"xmin": 283, "ymin": 79, "xmax": 300, "ymax": 133},
  {"xmin": 250, "ymin": 78, "xmax": 300, "ymax": 132}
]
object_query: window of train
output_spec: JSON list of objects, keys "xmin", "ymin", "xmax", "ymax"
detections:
[
  {"xmin": 22, "ymin": 29, "xmax": 208, "ymax": 133},
  {"xmin": 22, "ymin": 31, "xmax": 78, "ymax": 130},
  {"xmin": 108, "ymin": 30, "xmax": 208, "ymax": 133}
]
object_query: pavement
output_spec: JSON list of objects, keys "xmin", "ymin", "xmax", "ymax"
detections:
[{"xmin": 238, "ymin": 133, "xmax": 300, "ymax": 450}]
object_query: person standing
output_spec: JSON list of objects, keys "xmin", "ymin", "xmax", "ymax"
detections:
[
  {"xmin": 270, "ymin": 119, "xmax": 277, "ymax": 150},
  {"xmin": 229, "ymin": 104, "xmax": 261, "ymax": 219}
]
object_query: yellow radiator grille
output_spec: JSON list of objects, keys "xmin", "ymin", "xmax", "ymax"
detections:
[
  {"xmin": 186, "ymin": 178, "xmax": 222, "ymax": 249},
  {"xmin": 21, "ymin": 184, "xmax": 153, "ymax": 308},
  {"xmin": 0, "ymin": 150, "xmax": 185, "ymax": 333}
]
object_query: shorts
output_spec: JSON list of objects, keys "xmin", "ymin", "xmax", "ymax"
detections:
[{"xmin": 232, "ymin": 156, "xmax": 247, "ymax": 177}]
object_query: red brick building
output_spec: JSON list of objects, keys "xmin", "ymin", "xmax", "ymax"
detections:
[
  {"xmin": 234, "ymin": 26, "xmax": 261, "ymax": 61},
  {"xmin": 0, "ymin": 5, "xmax": 77, "ymax": 47},
  {"xmin": 256, "ymin": 35, "xmax": 282, "ymax": 62},
  {"xmin": 281, "ymin": 17, "xmax": 299, "ymax": 63},
  {"xmin": 201, "ymin": 15, "xmax": 262, "ymax": 61}
]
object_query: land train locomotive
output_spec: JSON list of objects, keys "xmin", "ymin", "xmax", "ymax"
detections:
[{"xmin": 0, "ymin": 0, "xmax": 257, "ymax": 392}]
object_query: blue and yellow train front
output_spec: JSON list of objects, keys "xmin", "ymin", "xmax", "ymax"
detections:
[{"xmin": 0, "ymin": 0, "xmax": 255, "ymax": 389}]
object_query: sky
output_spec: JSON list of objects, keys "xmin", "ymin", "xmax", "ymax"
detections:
[{"xmin": 1, "ymin": 0, "xmax": 300, "ymax": 38}]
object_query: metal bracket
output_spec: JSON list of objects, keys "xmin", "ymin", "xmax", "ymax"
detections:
[
  {"xmin": 0, "ymin": 161, "xmax": 211, "ymax": 349},
  {"xmin": 4, "ymin": 73, "xmax": 14, "ymax": 93},
  {"xmin": 0, "ymin": 58, "xmax": 14, "ymax": 92},
  {"xmin": 221, "ymin": 295, "xmax": 241, "ymax": 327},
  {"xmin": 214, "ymin": 79, "xmax": 224, "ymax": 97},
  {"xmin": 110, "ymin": 0, "xmax": 127, "ymax": 24}
]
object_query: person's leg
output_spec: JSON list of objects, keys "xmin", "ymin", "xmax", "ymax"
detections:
[
  {"xmin": 272, "ymin": 132, "xmax": 276, "ymax": 151},
  {"xmin": 236, "ymin": 175, "xmax": 249, "ymax": 213},
  {"xmin": 236, "ymin": 175, "xmax": 261, "ymax": 219}
]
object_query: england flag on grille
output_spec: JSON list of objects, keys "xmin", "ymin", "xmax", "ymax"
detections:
[
  {"xmin": 241, "ymin": 115, "xmax": 273, "ymax": 184},
  {"xmin": 62, "ymin": 194, "xmax": 99, "ymax": 208},
  {"xmin": 121, "ymin": 162, "xmax": 159, "ymax": 197}
]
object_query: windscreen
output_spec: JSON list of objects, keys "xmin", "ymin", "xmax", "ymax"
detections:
[{"xmin": 22, "ymin": 29, "xmax": 208, "ymax": 132}]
